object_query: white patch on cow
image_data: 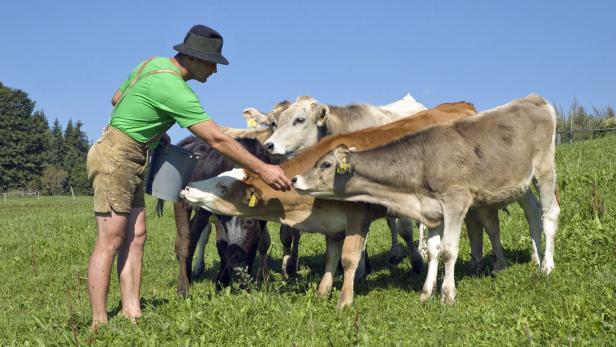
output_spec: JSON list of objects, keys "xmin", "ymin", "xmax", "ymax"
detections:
[
  {"xmin": 226, "ymin": 218, "xmax": 245, "ymax": 245},
  {"xmin": 291, "ymin": 175, "xmax": 310, "ymax": 191},
  {"xmin": 218, "ymin": 168, "xmax": 247, "ymax": 181},
  {"xmin": 180, "ymin": 169, "xmax": 246, "ymax": 215},
  {"xmin": 379, "ymin": 93, "xmax": 427, "ymax": 117}
]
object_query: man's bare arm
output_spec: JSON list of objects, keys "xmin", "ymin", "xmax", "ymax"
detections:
[
  {"xmin": 189, "ymin": 120, "xmax": 291, "ymax": 191},
  {"xmin": 111, "ymin": 89, "xmax": 123, "ymax": 106}
]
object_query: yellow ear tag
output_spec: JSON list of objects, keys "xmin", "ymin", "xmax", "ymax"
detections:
[
  {"xmin": 248, "ymin": 193, "xmax": 257, "ymax": 207},
  {"xmin": 336, "ymin": 157, "xmax": 348, "ymax": 174},
  {"xmin": 247, "ymin": 119, "xmax": 258, "ymax": 128}
]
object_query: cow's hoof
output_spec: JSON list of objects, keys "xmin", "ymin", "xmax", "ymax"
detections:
[
  {"xmin": 441, "ymin": 295, "xmax": 456, "ymax": 306},
  {"xmin": 317, "ymin": 285, "xmax": 332, "ymax": 298},
  {"xmin": 388, "ymin": 247, "xmax": 405, "ymax": 265},
  {"xmin": 282, "ymin": 256, "xmax": 298, "ymax": 278},
  {"xmin": 541, "ymin": 260, "xmax": 554, "ymax": 275},
  {"xmin": 177, "ymin": 285, "xmax": 189, "ymax": 298},
  {"xmin": 336, "ymin": 294, "xmax": 353, "ymax": 310},
  {"xmin": 441, "ymin": 287, "xmax": 456, "ymax": 305},
  {"xmin": 530, "ymin": 253, "xmax": 541, "ymax": 266},
  {"xmin": 411, "ymin": 254, "xmax": 425, "ymax": 274},
  {"xmin": 419, "ymin": 291, "xmax": 432, "ymax": 304},
  {"xmin": 493, "ymin": 260, "xmax": 507, "ymax": 272},
  {"xmin": 192, "ymin": 263, "xmax": 205, "ymax": 278}
]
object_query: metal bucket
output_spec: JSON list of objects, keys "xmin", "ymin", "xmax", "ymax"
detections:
[{"xmin": 145, "ymin": 144, "xmax": 201, "ymax": 202}]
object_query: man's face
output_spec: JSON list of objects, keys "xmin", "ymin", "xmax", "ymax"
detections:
[{"xmin": 190, "ymin": 57, "xmax": 217, "ymax": 82}]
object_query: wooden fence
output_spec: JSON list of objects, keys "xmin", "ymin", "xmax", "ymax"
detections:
[
  {"xmin": 2, "ymin": 187, "xmax": 88, "ymax": 205},
  {"xmin": 556, "ymin": 127, "xmax": 616, "ymax": 145}
]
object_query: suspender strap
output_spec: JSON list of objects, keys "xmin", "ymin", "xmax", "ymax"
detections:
[{"xmin": 110, "ymin": 57, "xmax": 183, "ymax": 145}]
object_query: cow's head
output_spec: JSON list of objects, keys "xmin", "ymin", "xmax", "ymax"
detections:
[
  {"xmin": 215, "ymin": 216, "xmax": 267, "ymax": 289},
  {"xmin": 180, "ymin": 168, "xmax": 282, "ymax": 219},
  {"xmin": 242, "ymin": 100, "xmax": 291, "ymax": 130},
  {"xmin": 263, "ymin": 96, "xmax": 330, "ymax": 158},
  {"xmin": 292, "ymin": 145, "xmax": 353, "ymax": 198}
]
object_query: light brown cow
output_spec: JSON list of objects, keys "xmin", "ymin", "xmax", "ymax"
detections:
[
  {"xmin": 181, "ymin": 102, "xmax": 476, "ymax": 308},
  {"xmin": 263, "ymin": 94, "xmax": 428, "ymax": 264},
  {"xmin": 292, "ymin": 94, "xmax": 560, "ymax": 305}
]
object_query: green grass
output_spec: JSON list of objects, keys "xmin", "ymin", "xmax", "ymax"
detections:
[{"xmin": 1, "ymin": 135, "xmax": 615, "ymax": 346}]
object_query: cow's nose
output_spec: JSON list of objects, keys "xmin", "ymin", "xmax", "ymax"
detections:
[
  {"xmin": 291, "ymin": 176, "xmax": 297, "ymax": 184},
  {"xmin": 265, "ymin": 142, "xmax": 275, "ymax": 152}
]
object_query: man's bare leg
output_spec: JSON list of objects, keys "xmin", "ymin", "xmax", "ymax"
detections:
[
  {"xmin": 88, "ymin": 210, "xmax": 129, "ymax": 330},
  {"xmin": 117, "ymin": 207, "xmax": 147, "ymax": 322}
]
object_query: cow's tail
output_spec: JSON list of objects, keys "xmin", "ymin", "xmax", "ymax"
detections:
[{"xmin": 155, "ymin": 199, "xmax": 165, "ymax": 218}]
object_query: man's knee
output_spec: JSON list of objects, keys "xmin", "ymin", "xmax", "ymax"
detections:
[
  {"xmin": 132, "ymin": 227, "xmax": 147, "ymax": 247},
  {"xmin": 98, "ymin": 231, "xmax": 126, "ymax": 254}
]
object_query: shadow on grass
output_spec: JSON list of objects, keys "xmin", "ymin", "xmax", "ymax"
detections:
[{"xmin": 166, "ymin": 246, "xmax": 534, "ymax": 298}]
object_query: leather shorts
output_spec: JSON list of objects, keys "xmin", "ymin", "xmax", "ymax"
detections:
[{"xmin": 87, "ymin": 126, "xmax": 148, "ymax": 213}]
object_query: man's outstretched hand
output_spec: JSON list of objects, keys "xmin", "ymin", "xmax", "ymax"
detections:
[{"xmin": 258, "ymin": 164, "xmax": 292, "ymax": 191}]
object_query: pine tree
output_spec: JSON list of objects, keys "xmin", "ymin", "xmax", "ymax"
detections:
[
  {"xmin": 47, "ymin": 118, "xmax": 65, "ymax": 168},
  {"xmin": 0, "ymin": 82, "xmax": 50, "ymax": 190},
  {"xmin": 63, "ymin": 119, "xmax": 90, "ymax": 193}
]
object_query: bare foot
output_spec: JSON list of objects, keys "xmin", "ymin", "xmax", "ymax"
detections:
[
  {"xmin": 90, "ymin": 318, "xmax": 107, "ymax": 332},
  {"xmin": 122, "ymin": 310, "xmax": 142, "ymax": 325}
]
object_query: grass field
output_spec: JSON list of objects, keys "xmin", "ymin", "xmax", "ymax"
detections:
[{"xmin": 1, "ymin": 135, "xmax": 615, "ymax": 346}]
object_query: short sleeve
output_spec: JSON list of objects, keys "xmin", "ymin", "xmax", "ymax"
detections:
[{"xmin": 158, "ymin": 78, "xmax": 211, "ymax": 128}]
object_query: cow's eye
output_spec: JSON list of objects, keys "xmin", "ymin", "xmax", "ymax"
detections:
[
  {"xmin": 294, "ymin": 117, "xmax": 306, "ymax": 125},
  {"xmin": 217, "ymin": 183, "xmax": 228, "ymax": 194},
  {"xmin": 320, "ymin": 161, "xmax": 332, "ymax": 169}
]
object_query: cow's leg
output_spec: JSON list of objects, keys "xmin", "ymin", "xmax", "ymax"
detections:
[
  {"xmin": 214, "ymin": 218, "xmax": 230, "ymax": 288},
  {"xmin": 280, "ymin": 225, "xmax": 300, "ymax": 278},
  {"xmin": 465, "ymin": 210, "xmax": 484, "ymax": 272},
  {"xmin": 417, "ymin": 222, "xmax": 428, "ymax": 261},
  {"xmin": 420, "ymin": 225, "xmax": 443, "ymax": 303},
  {"xmin": 174, "ymin": 201, "xmax": 192, "ymax": 297},
  {"xmin": 477, "ymin": 208, "xmax": 506, "ymax": 271},
  {"xmin": 318, "ymin": 235, "xmax": 343, "ymax": 298},
  {"xmin": 257, "ymin": 224, "xmax": 271, "ymax": 282},
  {"xmin": 192, "ymin": 222, "xmax": 212, "ymax": 277},
  {"xmin": 535, "ymin": 160, "xmax": 560, "ymax": 275},
  {"xmin": 397, "ymin": 218, "xmax": 424, "ymax": 273},
  {"xmin": 386, "ymin": 217, "xmax": 404, "ymax": 264},
  {"xmin": 291, "ymin": 228, "xmax": 300, "ymax": 275},
  {"xmin": 440, "ymin": 203, "xmax": 468, "ymax": 305},
  {"xmin": 517, "ymin": 190, "xmax": 543, "ymax": 266},
  {"xmin": 174, "ymin": 201, "xmax": 211, "ymax": 297},
  {"xmin": 337, "ymin": 224, "xmax": 369, "ymax": 309}
]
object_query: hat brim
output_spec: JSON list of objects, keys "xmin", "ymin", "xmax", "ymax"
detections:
[{"xmin": 173, "ymin": 44, "xmax": 229, "ymax": 65}]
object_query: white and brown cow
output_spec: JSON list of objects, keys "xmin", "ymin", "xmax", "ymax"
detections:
[{"xmin": 292, "ymin": 94, "xmax": 560, "ymax": 305}]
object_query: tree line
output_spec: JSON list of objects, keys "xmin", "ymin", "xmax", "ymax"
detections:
[{"xmin": 0, "ymin": 82, "xmax": 90, "ymax": 194}]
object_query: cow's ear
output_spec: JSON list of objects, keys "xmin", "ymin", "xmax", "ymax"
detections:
[
  {"xmin": 242, "ymin": 186, "xmax": 262, "ymax": 207},
  {"xmin": 243, "ymin": 108, "xmax": 268, "ymax": 128},
  {"xmin": 334, "ymin": 147, "xmax": 352, "ymax": 175},
  {"xmin": 316, "ymin": 104, "xmax": 330, "ymax": 127}
]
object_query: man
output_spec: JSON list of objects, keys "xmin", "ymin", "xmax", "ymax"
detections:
[{"xmin": 86, "ymin": 24, "xmax": 291, "ymax": 330}]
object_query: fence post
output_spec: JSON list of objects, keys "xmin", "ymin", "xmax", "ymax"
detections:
[
  {"xmin": 70, "ymin": 186, "xmax": 75, "ymax": 200},
  {"xmin": 3, "ymin": 193, "xmax": 6, "ymax": 205}
]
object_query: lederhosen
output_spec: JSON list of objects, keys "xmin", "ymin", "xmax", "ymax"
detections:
[{"xmin": 86, "ymin": 58, "xmax": 180, "ymax": 213}]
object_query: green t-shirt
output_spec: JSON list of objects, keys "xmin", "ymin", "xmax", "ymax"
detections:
[{"xmin": 110, "ymin": 57, "xmax": 211, "ymax": 143}]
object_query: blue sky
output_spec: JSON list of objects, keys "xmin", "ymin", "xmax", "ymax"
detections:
[{"xmin": 1, "ymin": 0, "xmax": 614, "ymax": 142}]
